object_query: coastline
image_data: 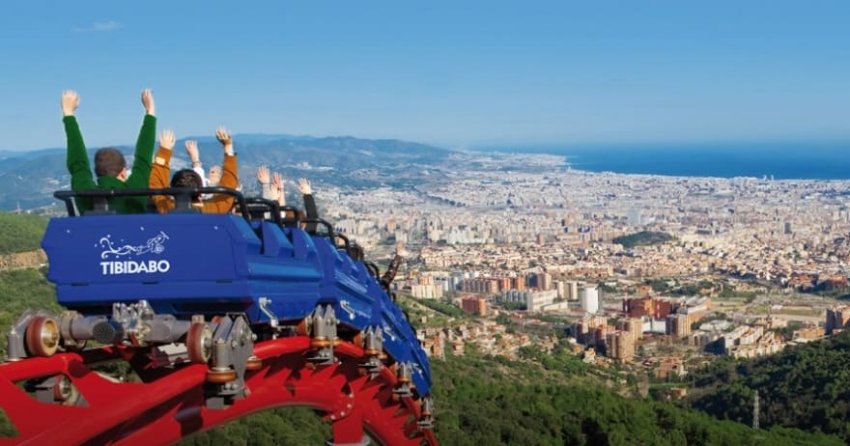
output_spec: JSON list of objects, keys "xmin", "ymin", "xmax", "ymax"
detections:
[{"xmin": 473, "ymin": 141, "xmax": 850, "ymax": 180}]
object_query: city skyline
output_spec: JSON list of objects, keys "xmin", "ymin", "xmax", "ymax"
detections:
[{"xmin": 2, "ymin": 1, "xmax": 850, "ymax": 150}]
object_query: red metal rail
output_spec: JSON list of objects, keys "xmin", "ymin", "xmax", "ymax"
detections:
[{"xmin": 0, "ymin": 337, "xmax": 436, "ymax": 445}]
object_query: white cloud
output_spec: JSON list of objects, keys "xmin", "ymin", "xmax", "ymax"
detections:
[{"xmin": 73, "ymin": 21, "xmax": 121, "ymax": 33}]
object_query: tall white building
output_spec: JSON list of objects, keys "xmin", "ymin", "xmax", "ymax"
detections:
[{"xmin": 579, "ymin": 284, "xmax": 600, "ymax": 314}]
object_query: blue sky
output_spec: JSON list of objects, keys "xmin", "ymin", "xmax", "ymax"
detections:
[{"xmin": 1, "ymin": 1, "xmax": 849, "ymax": 150}]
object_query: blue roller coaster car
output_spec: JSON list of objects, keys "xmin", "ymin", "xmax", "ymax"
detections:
[{"xmin": 36, "ymin": 188, "xmax": 431, "ymax": 397}]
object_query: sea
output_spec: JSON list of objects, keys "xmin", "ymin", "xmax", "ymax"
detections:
[{"xmin": 485, "ymin": 141, "xmax": 850, "ymax": 180}]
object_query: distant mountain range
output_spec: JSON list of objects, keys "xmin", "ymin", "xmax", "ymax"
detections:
[{"xmin": 0, "ymin": 134, "xmax": 455, "ymax": 211}]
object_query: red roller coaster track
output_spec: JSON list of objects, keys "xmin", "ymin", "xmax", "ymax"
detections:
[{"xmin": 0, "ymin": 336, "xmax": 437, "ymax": 445}]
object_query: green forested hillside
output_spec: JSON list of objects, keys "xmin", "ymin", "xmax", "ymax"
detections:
[
  {"xmin": 688, "ymin": 331, "xmax": 850, "ymax": 443},
  {"xmin": 430, "ymin": 352, "xmax": 838, "ymax": 446},
  {"xmin": 613, "ymin": 231, "xmax": 675, "ymax": 248},
  {"xmin": 179, "ymin": 408, "xmax": 330, "ymax": 445},
  {"xmin": 0, "ymin": 213, "xmax": 47, "ymax": 254}
]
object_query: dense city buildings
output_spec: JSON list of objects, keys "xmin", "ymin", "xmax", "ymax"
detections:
[{"xmin": 307, "ymin": 151, "xmax": 850, "ymax": 366}]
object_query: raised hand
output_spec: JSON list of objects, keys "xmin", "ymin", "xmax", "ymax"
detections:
[
  {"xmin": 141, "ymin": 89, "xmax": 155, "ymax": 116},
  {"xmin": 215, "ymin": 127, "xmax": 232, "ymax": 145},
  {"xmin": 272, "ymin": 172, "xmax": 283, "ymax": 191},
  {"xmin": 216, "ymin": 127, "xmax": 233, "ymax": 155},
  {"xmin": 61, "ymin": 90, "xmax": 79, "ymax": 117},
  {"xmin": 185, "ymin": 140, "xmax": 200, "ymax": 164},
  {"xmin": 298, "ymin": 178, "xmax": 311, "ymax": 195},
  {"xmin": 395, "ymin": 241, "xmax": 408, "ymax": 257},
  {"xmin": 160, "ymin": 129, "xmax": 176, "ymax": 151},
  {"xmin": 273, "ymin": 172, "xmax": 285, "ymax": 205},
  {"xmin": 257, "ymin": 165, "xmax": 270, "ymax": 184}
]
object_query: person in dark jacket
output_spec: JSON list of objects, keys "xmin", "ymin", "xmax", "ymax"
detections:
[
  {"xmin": 298, "ymin": 178, "xmax": 319, "ymax": 233},
  {"xmin": 381, "ymin": 241, "xmax": 408, "ymax": 289},
  {"xmin": 61, "ymin": 89, "xmax": 156, "ymax": 214}
]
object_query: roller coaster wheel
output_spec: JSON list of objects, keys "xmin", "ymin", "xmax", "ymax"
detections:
[
  {"xmin": 205, "ymin": 368, "xmax": 237, "ymax": 384},
  {"xmin": 245, "ymin": 355, "xmax": 263, "ymax": 371},
  {"xmin": 53, "ymin": 375, "xmax": 80, "ymax": 405},
  {"xmin": 186, "ymin": 322, "xmax": 212, "ymax": 364},
  {"xmin": 310, "ymin": 337, "xmax": 331, "ymax": 349},
  {"xmin": 295, "ymin": 317, "xmax": 309, "ymax": 336},
  {"xmin": 25, "ymin": 315, "xmax": 60, "ymax": 357}
]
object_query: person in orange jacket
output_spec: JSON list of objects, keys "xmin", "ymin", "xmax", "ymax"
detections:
[{"xmin": 149, "ymin": 128, "xmax": 238, "ymax": 213}]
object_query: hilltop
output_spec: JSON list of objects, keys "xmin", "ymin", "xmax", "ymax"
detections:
[{"xmin": 0, "ymin": 134, "xmax": 455, "ymax": 210}]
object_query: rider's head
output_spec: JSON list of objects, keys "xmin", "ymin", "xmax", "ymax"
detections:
[
  {"xmin": 171, "ymin": 169, "xmax": 202, "ymax": 188},
  {"xmin": 94, "ymin": 148, "xmax": 128, "ymax": 181},
  {"xmin": 171, "ymin": 169, "xmax": 203, "ymax": 200}
]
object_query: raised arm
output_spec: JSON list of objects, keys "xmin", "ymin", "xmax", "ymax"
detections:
[
  {"xmin": 273, "ymin": 172, "xmax": 285, "ymax": 206},
  {"xmin": 150, "ymin": 129, "xmax": 176, "ymax": 213},
  {"xmin": 299, "ymin": 178, "xmax": 319, "ymax": 232},
  {"xmin": 125, "ymin": 89, "xmax": 157, "ymax": 188},
  {"xmin": 381, "ymin": 242, "xmax": 407, "ymax": 288},
  {"xmin": 206, "ymin": 128, "xmax": 238, "ymax": 213},
  {"xmin": 185, "ymin": 140, "xmax": 206, "ymax": 186},
  {"xmin": 62, "ymin": 90, "xmax": 96, "ymax": 191},
  {"xmin": 257, "ymin": 165, "xmax": 276, "ymax": 200}
]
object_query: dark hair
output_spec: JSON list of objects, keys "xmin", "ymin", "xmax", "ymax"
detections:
[
  {"xmin": 171, "ymin": 169, "xmax": 203, "ymax": 200},
  {"xmin": 94, "ymin": 148, "xmax": 127, "ymax": 177},
  {"xmin": 170, "ymin": 169, "xmax": 203, "ymax": 188}
]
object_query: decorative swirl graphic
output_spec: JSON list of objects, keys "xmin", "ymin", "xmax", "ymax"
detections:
[
  {"xmin": 100, "ymin": 231, "xmax": 170, "ymax": 260},
  {"xmin": 382, "ymin": 322, "xmax": 397, "ymax": 341},
  {"xmin": 339, "ymin": 300, "xmax": 357, "ymax": 320}
]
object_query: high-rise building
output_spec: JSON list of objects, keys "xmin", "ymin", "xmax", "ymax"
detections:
[
  {"xmin": 579, "ymin": 285, "xmax": 599, "ymax": 314},
  {"xmin": 618, "ymin": 318, "xmax": 643, "ymax": 341},
  {"xmin": 536, "ymin": 272, "xmax": 552, "ymax": 291},
  {"xmin": 556, "ymin": 281, "xmax": 570, "ymax": 300},
  {"xmin": 666, "ymin": 314, "xmax": 691, "ymax": 338},
  {"xmin": 572, "ymin": 314, "xmax": 609, "ymax": 347},
  {"xmin": 605, "ymin": 331, "xmax": 635, "ymax": 363},
  {"xmin": 826, "ymin": 306, "xmax": 850, "ymax": 335},
  {"xmin": 623, "ymin": 296, "xmax": 702, "ymax": 320},
  {"xmin": 569, "ymin": 281, "xmax": 579, "ymax": 301},
  {"xmin": 461, "ymin": 297, "xmax": 488, "ymax": 316}
]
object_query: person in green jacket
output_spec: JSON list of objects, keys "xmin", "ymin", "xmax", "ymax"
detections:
[{"xmin": 61, "ymin": 89, "xmax": 157, "ymax": 214}]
